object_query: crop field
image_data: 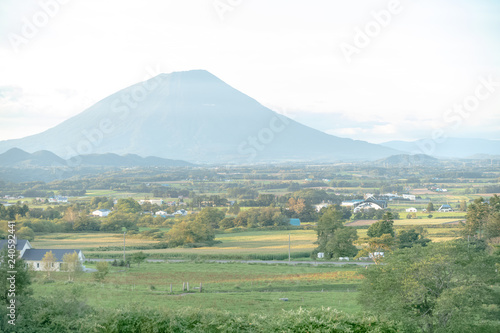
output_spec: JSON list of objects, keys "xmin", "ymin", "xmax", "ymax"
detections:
[
  {"xmin": 33, "ymin": 221, "xmax": 462, "ymax": 262},
  {"xmin": 85, "ymin": 229, "xmax": 318, "ymax": 259},
  {"xmin": 31, "ymin": 233, "xmax": 159, "ymax": 250},
  {"xmin": 31, "ymin": 262, "xmax": 363, "ymax": 315}
]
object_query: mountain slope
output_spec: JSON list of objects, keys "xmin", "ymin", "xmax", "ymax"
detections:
[{"xmin": 0, "ymin": 70, "xmax": 400, "ymax": 163}]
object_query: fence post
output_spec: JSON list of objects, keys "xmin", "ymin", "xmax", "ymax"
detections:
[{"xmin": 199, "ymin": 282, "xmax": 202, "ymax": 293}]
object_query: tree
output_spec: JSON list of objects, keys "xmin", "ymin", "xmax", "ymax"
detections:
[
  {"xmin": 314, "ymin": 208, "xmax": 344, "ymax": 255},
  {"xmin": 100, "ymin": 212, "xmax": 138, "ymax": 231},
  {"xmin": 195, "ymin": 207, "xmax": 225, "ymax": 229},
  {"xmin": 459, "ymin": 200, "xmax": 467, "ymax": 212},
  {"xmin": 42, "ymin": 251, "xmax": 57, "ymax": 278},
  {"xmin": 130, "ymin": 252, "xmax": 147, "ymax": 267},
  {"xmin": 287, "ymin": 198, "xmax": 306, "ymax": 215},
  {"xmin": 219, "ymin": 217, "xmax": 235, "ymax": 229},
  {"xmin": 355, "ymin": 234, "xmax": 394, "ymax": 264},
  {"xmin": 166, "ymin": 218, "xmax": 215, "ymax": 247},
  {"xmin": 62, "ymin": 252, "xmax": 81, "ymax": 281},
  {"xmin": 63, "ymin": 206, "xmax": 79, "ymax": 223},
  {"xmin": 0, "ymin": 246, "xmax": 32, "ymax": 304},
  {"xmin": 359, "ymin": 240, "xmax": 500, "ymax": 332},
  {"xmin": 324, "ymin": 227, "xmax": 358, "ymax": 258},
  {"xmin": 485, "ymin": 211, "xmax": 500, "ymax": 239},
  {"xmin": 313, "ymin": 208, "xmax": 358, "ymax": 259},
  {"xmin": 397, "ymin": 229, "xmax": 431, "ymax": 249},
  {"xmin": 463, "ymin": 197, "xmax": 490, "ymax": 239},
  {"xmin": 16, "ymin": 226, "xmax": 35, "ymax": 241},
  {"xmin": 93, "ymin": 261, "xmax": 109, "ymax": 283},
  {"xmin": 227, "ymin": 203, "xmax": 240, "ymax": 215},
  {"xmin": 115, "ymin": 198, "xmax": 142, "ymax": 214},
  {"xmin": 426, "ymin": 202, "xmax": 435, "ymax": 213},
  {"xmin": 73, "ymin": 216, "xmax": 100, "ymax": 231},
  {"xmin": 366, "ymin": 213, "xmax": 394, "ymax": 238}
]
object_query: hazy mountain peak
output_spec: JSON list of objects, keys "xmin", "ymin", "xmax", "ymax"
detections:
[{"xmin": 0, "ymin": 71, "xmax": 399, "ymax": 163}]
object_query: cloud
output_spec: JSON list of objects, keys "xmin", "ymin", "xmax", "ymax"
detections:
[{"xmin": 0, "ymin": 85, "xmax": 94, "ymax": 140}]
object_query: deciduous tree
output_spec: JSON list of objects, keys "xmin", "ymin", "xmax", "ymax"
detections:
[
  {"xmin": 366, "ymin": 213, "xmax": 394, "ymax": 238},
  {"xmin": 130, "ymin": 251, "xmax": 147, "ymax": 267},
  {"xmin": 359, "ymin": 240, "xmax": 500, "ymax": 332},
  {"xmin": 62, "ymin": 252, "xmax": 81, "ymax": 281},
  {"xmin": 93, "ymin": 261, "xmax": 109, "ymax": 283},
  {"xmin": 314, "ymin": 208, "xmax": 358, "ymax": 259},
  {"xmin": 42, "ymin": 251, "xmax": 57, "ymax": 278}
]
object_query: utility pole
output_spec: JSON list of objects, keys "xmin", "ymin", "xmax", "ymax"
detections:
[
  {"xmin": 288, "ymin": 234, "xmax": 291, "ymax": 262},
  {"xmin": 122, "ymin": 227, "xmax": 127, "ymax": 262}
]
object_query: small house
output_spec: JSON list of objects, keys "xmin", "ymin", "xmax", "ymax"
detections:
[
  {"xmin": 0, "ymin": 238, "xmax": 85, "ymax": 272},
  {"xmin": 173, "ymin": 209, "xmax": 188, "ymax": 216},
  {"xmin": 0, "ymin": 239, "xmax": 32, "ymax": 257},
  {"xmin": 23, "ymin": 249, "xmax": 85, "ymax": 271},
  {"xmin": 438, "ymin": 204, "xmax": 453, "ymax": 212},
  {"xmin": 405, "ymin": 207, "xmax": 417, "ymax": 213},
  {"xmin": 92, "ymin": 209, "xmax": 111, "ymax": 217}
]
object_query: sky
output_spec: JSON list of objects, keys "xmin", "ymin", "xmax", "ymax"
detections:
[{"xmin": 0, "ymin": 0, "xmax": 499, "ymax": 143}]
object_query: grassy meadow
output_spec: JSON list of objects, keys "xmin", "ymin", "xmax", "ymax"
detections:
[{"xmin": 32, "ymin": 261, "xmax": 363, "ymax": 315}]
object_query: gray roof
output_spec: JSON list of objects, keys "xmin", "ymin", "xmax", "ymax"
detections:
[
  {"xmin": 0, "ymin": 239, "xmax": 30, "ymax": 251},
  {"xmin": 22, "ymin": 249, "xmax": 82, "ymax": 262}
]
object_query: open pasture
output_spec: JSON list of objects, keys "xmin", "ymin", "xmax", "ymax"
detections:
[{"xmin": 32, "ymin": 261, "xmax": 363, "ymax": 315}]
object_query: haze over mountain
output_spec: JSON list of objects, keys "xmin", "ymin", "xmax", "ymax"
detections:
[
  {"xmin": 381, "ymin": 138, "xmax": 500, "ymax": 159},
  {"xmin": 0, "ymin": 70, "xmax": 400, "ymax": 164}
]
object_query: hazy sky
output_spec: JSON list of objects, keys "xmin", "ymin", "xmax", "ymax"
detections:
[{"xmin": 0, "ymin": 0, "xmax": 499, "ymax": 143}]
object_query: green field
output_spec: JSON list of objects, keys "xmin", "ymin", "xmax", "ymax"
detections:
[{"xmin": 32, "ymin": 262, "xmax": 363, "ymax": 315}]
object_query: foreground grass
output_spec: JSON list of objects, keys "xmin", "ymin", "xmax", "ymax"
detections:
[{"xmin": 31, "ymin": 262, "xmax": 363, "ymax": 315}]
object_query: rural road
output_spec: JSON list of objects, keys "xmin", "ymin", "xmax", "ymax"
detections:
[{"xmin": 85, "ymin": 258, "xmax": 375, "ymax": 266}]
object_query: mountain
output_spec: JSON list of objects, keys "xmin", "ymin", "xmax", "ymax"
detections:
[
  {"xmin": 381, "ymin": 138, "xmax": 500, "ymax": 159},
  {"xmin": 0, "ymin": 148, "xmax": 65, "ymax": 167},
  {"xmin": 0, "ymin": 148, "xmax": 192, "ymax": 168},
  {"xmin": 0, "ymin": 70, "xmax": 400, "ymax": 163},
  {"xmin": 373, "ymin": 154, "xmax": 439, "ymax": 167}
]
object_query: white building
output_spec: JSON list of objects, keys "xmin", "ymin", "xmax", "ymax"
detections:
[
  {"xmin": 438, "ymin": 204, "xmax": 453, "ymax": 212},
  {"xmin": 173, "ymin": 209, "xmax": 188, "ymax": 216},
  {"xmin": 155, "ymin": 210, "xmax": 173, "ymax": 217},
  {"xmin": 0, "ymin": 238, "xmax": 85, "ymax": 272},
  {"xmin": 92, "ymin": 209, "xmax": 111, "ymax": 217},
  {"xmin": 405, "ymin": 207, "xmax": 418, "ymax": 213},
  {"xmin": 314, "ymin": 203, "xmax": 330, "ymax": 212},
  {"xmin": 24, "ymin": 249, "xmax": 85, "ymax": 271},
  {"xmin": 48, "ymin": 196, "xmax": 68, "ymax": 203},
  {"xmin": 139, "ymin": 199, "xmax": 164, "ymax": 206},
  {"xmin": 402, "ymin": 194, "xmax": 416, "ymax": 201}
]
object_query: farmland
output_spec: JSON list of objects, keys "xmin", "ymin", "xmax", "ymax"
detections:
[
  {"xmin": 1, "ymin": 162, "xmax": 499, "ymax": 331},
  {"xmin": 31, "ymin": 261, "xmax": 364, "ymax": 315}
]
